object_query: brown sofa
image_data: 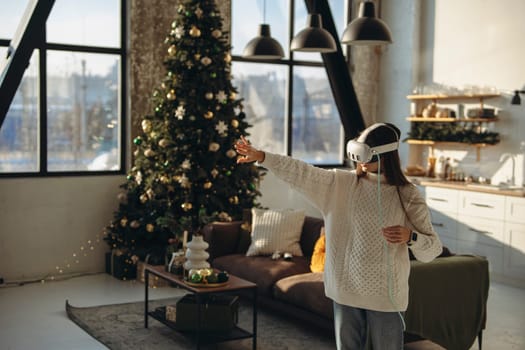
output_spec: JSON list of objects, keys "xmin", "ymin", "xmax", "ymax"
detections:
[{"xmin": 202, "ymin": 215, "xmax": 489, "ymax": 350}]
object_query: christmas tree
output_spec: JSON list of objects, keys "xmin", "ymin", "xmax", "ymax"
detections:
[{"xmin": 105, "ymin": 0, "xmax": 263, "ymax": 265}]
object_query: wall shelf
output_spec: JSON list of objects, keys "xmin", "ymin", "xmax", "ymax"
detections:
[
  {"xmin": 406, "ymin": 93, "xmax": 500, "ymax": 101},
  {"xmin": 406, "ymin": 117, "xmax": 499, "ymax": 123},
  {"xmin": 405, "ymin": 139, "xmax": 494, "ymax": 161},
  {"xmin": 406, "ymin": 93, "xmax": 500, "ymax": 164}
]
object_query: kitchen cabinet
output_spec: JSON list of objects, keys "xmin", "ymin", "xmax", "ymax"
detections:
[
  {"xmin": 456, "ymin": 191, "xmax": 505, "ymax": 274},
  {"xmin": 421, "ymin": 185, "xmax": 524, "ymax": 286},
  {"xmin": 503, "ymin": 197, "xmax": 525, "ymax": 280},
  {"xmin": 425, "ymin": 187, "xmax": 459, "ymax": 252}
]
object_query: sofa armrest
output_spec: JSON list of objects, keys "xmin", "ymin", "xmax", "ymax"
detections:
[
  {"xmin": 202, "ymin": 221, "xmax": 244, "ymax": 261},
  {"xmin": 406, "ymin": 255, "xmax": 489, "ymax": 350}
]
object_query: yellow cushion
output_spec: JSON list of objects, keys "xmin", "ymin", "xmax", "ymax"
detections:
[{"xmin": 310, "ymin": 227, "xmax": 325, "ymax": 272}]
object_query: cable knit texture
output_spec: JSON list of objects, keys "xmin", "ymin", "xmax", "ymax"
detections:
[{"xmin": 261, "ymin": 152, "xmax": 443, "ymax": 312}]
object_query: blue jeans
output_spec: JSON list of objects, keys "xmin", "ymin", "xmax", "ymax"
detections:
[{"xmin": 333, "ymin": 301, "xmax": 404, "ymax": 350}]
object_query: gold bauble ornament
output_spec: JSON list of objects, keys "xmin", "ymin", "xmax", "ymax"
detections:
[
  {"xmin": 167, "ymin": 90, "xmax": 176, "ymax": 100},
  {"xmin": 160, "ymin": 175, "xmax": 169, "ymax": 184},
  {"xmin": 203, "ymin": 181, "xmax": 212, "ymax": 189},
  {"xmin": 146, "ymin": 224, "xmax": 155, "ymax": 233},
  {"xmin": 231, "ymin": 119, "xmax": 239, "ymax": 128},
  {"xmin": 194, "ymin": 53, "xmax": 201, "ymax": 60},
  {"xmin": 224, "ymin": 53, "xmax": 232, "ymax": 63},
  {"xmin": 144, "ymin": 149, "xmax": 156, "ymax": 157},
  {"xmin": 146, "ymin": 188, "xmax": 155, "ymax": 199},
  {"xmin": 200, "ymin": 57, "xmax": 212, "ymax": 66},
  {"xmin": 209, "ymin": 142, "xmax": 220, "ymax": 152},
  {"xmin": 168, "ymin": 45, "xmax": 177, "ymax": 56},
  {"xmin": 204, "ymin": 111, "xmax": 214, "ymax": 119},
  {"xmin": 120, "ymin": 217, "xmax": 128, "ymax": 227},
  {"xmin": 158, "ymin": 138, "xmax": 169, "ymax": 148},
  {"xmin": 226, "ymin": 149, "xmax": 237, "ymax": 158},
  {"xmin": 229, "ymin": 196, "xmax": 239, "ymax": 204},
  {"xmin": 205, "ymin": 92, "xmax": 213, "ymax": 100},
  {"xmin": 181, "ymin": 202, "xmax": 193, "ymax": 211},
  {"xmin": 211, "ymin": 29, "xmax": 222, "ymax": 38},
  {"xmin": 189, "ymin": 26, "xmax": 201, "ymax": 37},
  {"xmin": 141, "ymin": 119, "xmax": 152, "ymax": 133},
  {"xmin": 140, "ymin": 194, "xmax": 148, "ymax": 203}
]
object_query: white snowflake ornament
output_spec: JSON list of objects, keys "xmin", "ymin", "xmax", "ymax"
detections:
[
  {"xmin": 181, "ymin": 159, "xmax": 191, "ymax": 169},
  {"xmin": 179, "ymin": 174, "xmax": 191, "ymax": 188},
  {"xmin": 215, "ymin": 90, "xmax": 227, "ymax": 103},
  {"xmin": 215, "ymin": 121, "xmax": 228, "ymax": 135},
  {"xmin": 175, "ymin": 105, "xmax": 186, "ymax": 119}
]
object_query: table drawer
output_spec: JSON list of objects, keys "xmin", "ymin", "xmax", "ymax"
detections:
[{"xmin": 425, "ymin": 187, "xmax": 459, "ymax": 213}]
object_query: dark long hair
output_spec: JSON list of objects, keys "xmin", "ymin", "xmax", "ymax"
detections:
[{"xmin": 355, "ymin": 123, "xmax": 424, "ymax": 233}]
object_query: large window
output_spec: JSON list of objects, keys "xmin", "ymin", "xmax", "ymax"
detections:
[
  {"xmin": 231, "ymin": 0, "xmax": 347, "ymax": 165},
  {"xmin": 0, "ymin": 0, "xmax": 126, "ymax": 175}
]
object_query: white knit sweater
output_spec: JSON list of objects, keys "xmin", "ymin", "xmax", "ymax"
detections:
[{"xmin": 261, "ymin": 152, "xmax": 443, "ymax": 312}]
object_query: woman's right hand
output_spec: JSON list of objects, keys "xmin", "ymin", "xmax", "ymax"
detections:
[{"xmin": 234, "ymin": 136, "xmax": 265, "ymax": 164}]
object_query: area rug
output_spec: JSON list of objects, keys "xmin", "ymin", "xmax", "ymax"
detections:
[{"xmin": 66, "ymin": 294, "xmax": 336, "ymax": 350}]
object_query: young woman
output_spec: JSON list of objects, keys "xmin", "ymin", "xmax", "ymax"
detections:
[{"xmin": 235, "ymin": 123, "xmax": 442, "ymax": 350}]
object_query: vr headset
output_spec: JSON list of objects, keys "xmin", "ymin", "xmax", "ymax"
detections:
[{"xmin": 346, "ymin": 123, "xmax": 399, "ymax": 163}]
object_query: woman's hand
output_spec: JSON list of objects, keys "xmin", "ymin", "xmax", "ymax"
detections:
[
  {"xmin": 382, "ymin": 225, "xmax": 411, "ymax": 244},
  {"xmin": 234, "ymin": 136, "xmax": 265, "ymax": 164}
]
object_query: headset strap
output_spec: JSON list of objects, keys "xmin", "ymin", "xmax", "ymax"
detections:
[{"xmin": 370, "ymin": 141, "xmax": 399, "ymax": 155}]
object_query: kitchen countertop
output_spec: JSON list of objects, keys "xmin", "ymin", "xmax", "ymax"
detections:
[{"xmin": 409, "ymin": 177, "xmax": 525, "ymax": 197}]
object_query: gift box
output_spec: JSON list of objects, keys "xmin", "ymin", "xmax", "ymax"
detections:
[
  {"xmin": 136, "ymin": 260, "xmax": 171, "ymax": 288},
  {"xmin": 165, "ymin": 304, "xmax": 177, "ymax": 322},
  {"xmin": 175, "ymin": 294, "xmax": 239, "ymax": 331},
  {"xmin": 105, "ymin": 251, "xmax": 137, "ymax": 280}
]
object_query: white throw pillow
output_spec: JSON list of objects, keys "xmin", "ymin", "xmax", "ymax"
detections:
[{"xmin": 246, "ymin": 208, "xmax": 305, "ymax": 257}]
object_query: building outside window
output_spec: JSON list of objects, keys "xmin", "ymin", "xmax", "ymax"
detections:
[
  {"xmin": 0, "ymin": 0, "xmax": 126, "ymax": 175},
  {"xmin": 231, "ymin": 0, "xmax": 348, "ymax": 165}
]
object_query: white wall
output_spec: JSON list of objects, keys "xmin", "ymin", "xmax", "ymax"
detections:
[
  {"xmin": 378, "ymin": 0, "xmax": 525, "ymax": 186},
  {"xmin": 0, "ymin": 176, "xmax": 124, "ymax": 281}
]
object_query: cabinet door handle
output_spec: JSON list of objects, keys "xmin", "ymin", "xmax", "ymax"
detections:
[
  {"xmin": 428, "ymin": 197, "xmax": 447, "ymax": 202},
  {"xmin": 471, "ymin": 202, "xmax": 493, "ymax": 209},
  {"xmin": 431, "ymin": 222, "xmax": 444, "ymax": 227},
  {"xmin": 468, "ymin": 227, "xmax": 493, "ymax": 235}
]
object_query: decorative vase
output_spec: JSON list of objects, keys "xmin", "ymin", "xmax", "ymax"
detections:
[{"xmin": 183, "ymin": 234, "xmax": 210, "ymax": 274}]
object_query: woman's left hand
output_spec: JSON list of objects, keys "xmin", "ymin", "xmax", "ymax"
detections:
[{"xmin": 382, "ymin": 225, "xmax": 411, "ymax": 244}]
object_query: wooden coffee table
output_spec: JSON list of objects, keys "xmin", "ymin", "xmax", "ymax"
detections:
[{"xmin": 143, "ymin": 264, "xmax": 257, "ymax": 350}]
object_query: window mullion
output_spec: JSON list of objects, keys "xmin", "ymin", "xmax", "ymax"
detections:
[{"xmin": 39, "ymin": 29, "xmax": 47, "ymax": 174}]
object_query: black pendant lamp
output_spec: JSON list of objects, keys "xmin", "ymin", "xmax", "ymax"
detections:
[
  {"xmin": 290, "ymin": 1, "xmax": 336, "ymax": 53},
  {"xmin": 341, "ymin": 1, "xmax": 393, "ymax": 45},
  {"xmin": 243, "ymin": 0, "xmax": 284, "ymax": 59}
]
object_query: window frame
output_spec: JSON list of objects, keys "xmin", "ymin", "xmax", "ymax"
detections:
[
  {"xmin": 0, "ymin": 0, "xmax": 127, "ymax": 178},
  {"xmin": 231, "ymin": 0, "xmax": 351, "ymax": 168}
]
